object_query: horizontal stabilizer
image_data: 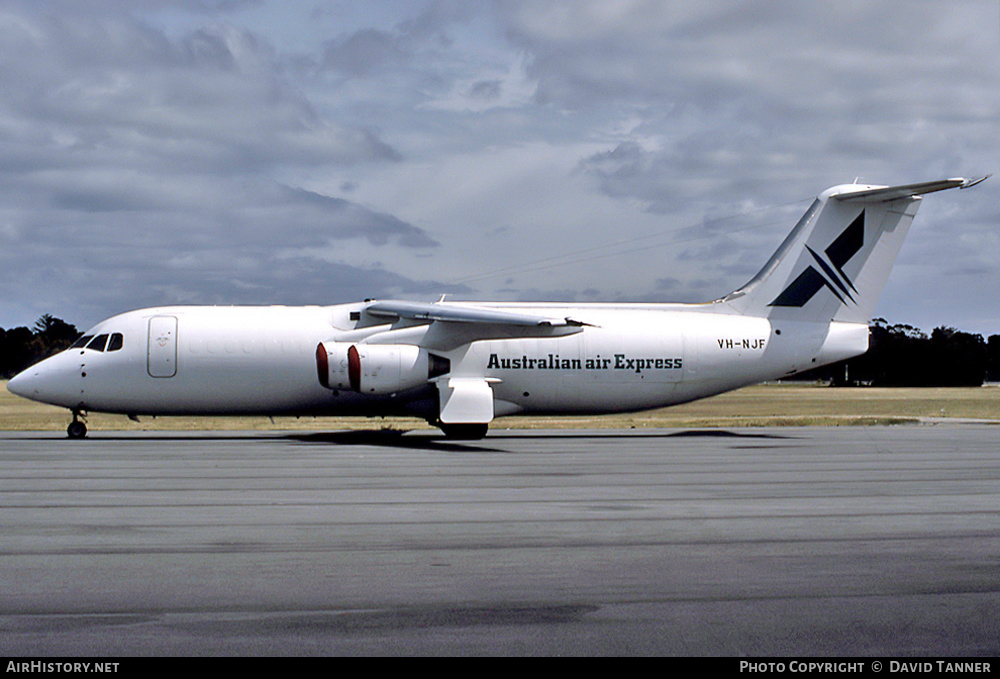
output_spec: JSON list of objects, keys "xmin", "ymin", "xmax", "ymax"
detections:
[{"xmin": 834, "ymin": 176, "xmax": 989, "ymax": 203}]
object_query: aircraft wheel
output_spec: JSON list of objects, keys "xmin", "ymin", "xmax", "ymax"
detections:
[
  {"xmin": 67, "ymin": 421, "xmax": 88, "ymax": 439},
  {"xmin": 439, "ymin": 423, "xmax": 488, "ymax": 440}
]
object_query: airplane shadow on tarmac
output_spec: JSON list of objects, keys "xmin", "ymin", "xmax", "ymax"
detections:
[
  {"xmin": 282, "ymin": 427, "xmax": 795, "ymax": 452},
  {"xmin": 9, "ymin": 427, "xmax": 794, "ymax": 452}
]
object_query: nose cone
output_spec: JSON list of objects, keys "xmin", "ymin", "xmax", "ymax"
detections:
[
  {"xmin": 6, "ymin": 354, "xmax": 81, "ymax": 408},
  {"xmin": 7, "ymin": 369, "xmax": 34, "ymax": 398}
]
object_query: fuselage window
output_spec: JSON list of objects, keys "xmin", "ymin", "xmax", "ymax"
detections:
[
  {"xmin": 86, "ymin": 334, "xmax": 109, "ymax": 352},
  {"xmin": 71, "ymin": 335, "xmax": 94, "ymax": 349},
  {"xmin": 107, "ymin": 333, "xmax": 124, "ymax": 352}
]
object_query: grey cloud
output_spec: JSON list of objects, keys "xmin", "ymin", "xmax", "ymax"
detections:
[
  {"xmin": 576, "ymin": 139, "xmax": 762, "ymax": 215},
  {"xmin": 20, "ymin": 0, "xmax": 263, "ymax": 18},
  {"xmin": 3, "ymin": 175, "xmax": 438, "ymax": 258},
  {"xmin": 468, "ymin": 79, "xmax": 503, "ymax": 101},
  {"xmin": 500, "ymin": 0, "xmax": 998, "ymax": 195},
  {"xmin": 270, "ymin": 185, "xmax": 439, "ymax": 248},
  {"xmin": 1, "ymin": 173, "xmax": 446, "ymax": 328},
  {"xmin": 0, "ymin": 4, "xmax": 437, "ymax": 329},
  {"xmin": 498, "ymin": 1, "xmax": 980, "ymax": 113},
  {"xmin": 318, "ymin": 2, "xmax": 462, "ymax": 78},
  {"xmin": 321, "ymin": 28, "xmax": 410, "ymax": 77},
  {"xmin": 512, "ymin": 288, "xmax": 588, "ymax": 304},
  {"xmin": 0, "ymin": 9, "xmax": 401, "ymax": 172}
]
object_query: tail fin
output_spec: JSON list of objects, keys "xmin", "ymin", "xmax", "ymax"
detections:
[{"xmin": 722, "ymin": 177, "xmax": 986, "ymax": 323}]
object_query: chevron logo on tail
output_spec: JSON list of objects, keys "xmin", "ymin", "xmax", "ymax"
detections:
[{"xmin": 769, "ymin": 211, "xmax": 865, "ymax": 307}]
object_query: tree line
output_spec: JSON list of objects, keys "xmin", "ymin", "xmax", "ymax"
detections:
[
  {"xmin": 789, "ymin": 319, "xmax": 1000, "ymax": 386},
  {"xmin": 2, "ymin": 314, "xmax": 1000, "ymax": 385},
  {"xmin": 1, "ymin": 315, "xmax": 81, "ymax": 379}
]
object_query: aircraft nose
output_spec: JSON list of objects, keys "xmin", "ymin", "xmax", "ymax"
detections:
[
  {"xmin": 6, "ymin": 355, "xmax": 81, "ymax": 408},
  {"xmin": 6, "ymin": 369, "xmax": 34, "ymax": 398}
]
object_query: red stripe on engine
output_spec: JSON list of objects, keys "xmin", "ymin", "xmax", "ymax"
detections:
[
  {"xmin": 315, "ymin": 344, "xmax": 329, "ymax": 388},
  {"xmin": 348, "ymin": 345, "xmax": 361, "ymax": 392}
]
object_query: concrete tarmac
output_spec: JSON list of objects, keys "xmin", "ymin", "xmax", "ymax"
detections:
[{"xmin": 1, "ymin": 425, "xmax": 998, "ymax": 656}]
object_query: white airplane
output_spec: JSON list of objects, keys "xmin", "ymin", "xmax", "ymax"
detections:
[{"xmin": 7, "ymin": 177, "xmax": 987, "ymax": 439}]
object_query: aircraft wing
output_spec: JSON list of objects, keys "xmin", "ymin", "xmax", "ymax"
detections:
[
  {"xmin": 363, "ymin": 300, "xmax": 592, "ymax": 350},
  {"xmin": 366, "ymin": 300, "xmax": 588, "ymax": 327}
]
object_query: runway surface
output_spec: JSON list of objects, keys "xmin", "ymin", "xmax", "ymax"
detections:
[{"xmin": 1, "ymin": 425, "xmax": 999, "ymax": 656}]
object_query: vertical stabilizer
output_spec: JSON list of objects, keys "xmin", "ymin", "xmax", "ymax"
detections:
[{"xmin": 722, "ymin": 178, "xmax": 981, "ymax": 324}]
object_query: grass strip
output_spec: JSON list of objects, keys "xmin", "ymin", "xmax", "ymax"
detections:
[{"xmin": 3, "ymin": 381, "xmax": 997, "ymax": 432}]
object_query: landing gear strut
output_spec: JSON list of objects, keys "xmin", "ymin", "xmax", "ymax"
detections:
[{"xmin": 67, "ymin": 410, "xmax": 88, "ymax": 439}]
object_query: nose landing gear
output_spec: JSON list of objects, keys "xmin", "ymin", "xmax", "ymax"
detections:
[{"xmin": 67, "ymin": 409, "xmax": 88, "ymax": 439}]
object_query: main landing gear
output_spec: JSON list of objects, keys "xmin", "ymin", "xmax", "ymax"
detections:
[{"xmin": 67, "ymin": 409, "xmax": 88, "ymax": 439}]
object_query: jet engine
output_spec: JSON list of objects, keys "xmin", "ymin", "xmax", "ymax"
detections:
[{"xmin": 316, "ymin": 342, "xmax": 448, "ymax": 395}]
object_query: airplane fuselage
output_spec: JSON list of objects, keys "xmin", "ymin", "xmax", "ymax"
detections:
[{"xmin": 10, "ymin": 302, "xmax": 867, "ymax": 420}]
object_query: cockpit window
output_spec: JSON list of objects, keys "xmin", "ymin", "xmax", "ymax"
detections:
[
  {"xmin": 72, "ymin": 332, "xmax": 123, "ymax": 352},
  {"xmin": 86, "ymin": 334, "xmax": 109, "ymax": 352}
]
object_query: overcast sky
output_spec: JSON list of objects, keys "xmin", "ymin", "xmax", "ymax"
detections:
[{"xmin": 2, "ymin": 1, "xmax": 998, "ymax": 336}]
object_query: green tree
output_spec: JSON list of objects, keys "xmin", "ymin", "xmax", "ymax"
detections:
[
  {"xmin": 787, "ymin": 319, "xmax": 990, "ymax": 387},
  {"xmin": 0, "ymin": 316, "xmax": 80, "ymax": 378},
  {"xmin": 32, "ymin": 314, "xmax": 79, "ymax": 353},
  {"xmin": 927, "ymin": 326, "xmax": 986, "ymax": 386},
  {"xmin": 1, "ymin": 326, "xmax": 36, "ymax": 378},
  {"xmin": 984, "ymin": 335, "xmax": 999, "ymax": 382}
]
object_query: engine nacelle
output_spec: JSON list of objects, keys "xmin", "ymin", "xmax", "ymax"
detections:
[{"xmin": 316, "ymin": 342, "xmax": 446, "ymax": 395}]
